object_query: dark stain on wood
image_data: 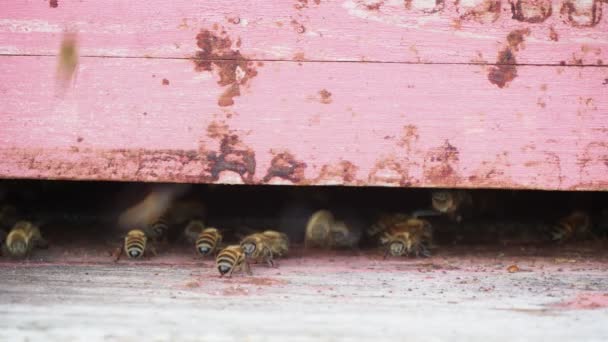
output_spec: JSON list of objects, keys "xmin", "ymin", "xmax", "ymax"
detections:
[
  {"xmin": 488, "ymin": 29, "xmax": 530, "ymax": 88},
  {"xmin": 192, "ymin": 27, "xmax": 259, "ymax": 107},
  {"xmin": 510, "ymin": 0, "xmax": 552, "ymax": 23},
  {"xmin": 263, "ymin": 152, "xmax": 307, "ymax": 183}
]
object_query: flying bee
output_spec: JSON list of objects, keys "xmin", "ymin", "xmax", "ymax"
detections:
[
  {"xmin": 196, "ymin": 227, "xmax": 223, "ymax": 257},
  {"xmin": 183, "ymin": 219, "xmax": 205, "ymax": 244},
  {"xmin": 3, "ymin": 221, "xmax": 48, "ymax": 259},
  {"xmin": 551, "ymin": 210, "xmax": 592, "ymax": 242},
  {"xmin": 305, "ymin": 210, "xmax": 333, "ymax": 249},
  {"xmin": 240, "ymin": 230, "xmax": 289, "ymax": 267},
  {"xmin": 431, "ymin": 190, "xmax": 473, "ymax": 222},
  {"xmin": 328, "ymin": 220, "xmax": 361, "ymax": 249},
  {"xmin": 380, "ymin": 218, "xmax": 433, "ymax": 258},
  {"xmin": 115, "ymin": 229, "xmax": 157, "ymax": 261},
  {"xmin": 216, "ymin": 245, "xmax": 252, "ymax": 277},
  {"xmin": 305, "ymin": 209, "xmax": 361, "ymax": 249}
]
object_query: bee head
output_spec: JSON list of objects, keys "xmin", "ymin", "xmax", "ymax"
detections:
[{"xmin": 241, "ymin": 241, "xmax": 256, "ymax": 257}]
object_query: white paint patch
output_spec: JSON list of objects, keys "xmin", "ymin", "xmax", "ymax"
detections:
[
  {"xmin": 0, "ymin": 19, "xmax": 62, "ymax": 33},
  {"xmin": 342, "ymin": 1, "xmax": 448, "ymax": 30},
  {"xmin": 0, "ymin": 46, "xmax": 21, "ymax": 54}
]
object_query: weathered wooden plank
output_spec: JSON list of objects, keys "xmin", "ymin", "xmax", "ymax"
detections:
[
  {"xmin": 0, "ymin": 56, "xmax": 606, "ymax": 189},
  {"xmin": 0, "ymin": 0, "xmax": 606, "ymax": 65}
]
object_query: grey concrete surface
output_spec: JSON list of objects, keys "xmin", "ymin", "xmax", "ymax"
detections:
[{"xmin": 1, "ymin": 245, "xmax": 607, "ymax": 341}]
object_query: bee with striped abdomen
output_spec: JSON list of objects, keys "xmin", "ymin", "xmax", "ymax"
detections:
[
  {"xmin": 2, "ymin": 221, "xmax": 48, "ymax": 259},
  {"xmin": 551, "ymin": 210, "xmax": 592, "ymax": 243},
  {"xmin": 115, "ymin": 229, "xmax": 157, "ymax": 261},
  {"xmin": 431, "ymin": 190, "xmax": 473, "ymax": 222},
  {"xmin": 144, "ymin": 215, "xmax": 170, "ymax": 244},
  {"xmin": 196, "ymin": 227, "xmax": 223, "ymax": 257},
  {"xmin": 240, "ymin": 230, "xmax": 289, "ymax": 267},
  {"xmin": 216, "ymin": 245, "xmax": 251, "ymax": 277},
  {"xmin": 380, "ymin": 218, "xmax": 433, "ymax": 258}
]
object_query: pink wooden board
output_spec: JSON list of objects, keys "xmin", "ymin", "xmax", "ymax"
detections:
[
  {"xmin": 0, "ymin": 0, "xmax": 606, "ymax": 65},
  {"xmin": 0, "ymin": 56, "xmax": 606, "ymax": 189}
]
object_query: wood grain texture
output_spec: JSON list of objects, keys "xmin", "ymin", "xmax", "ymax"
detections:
[
  {"xmin": 0, "ymin": 56, "xmax": 606, "ymax": 189},
  {"xmin": 0, "ymin": 0, "xmax": 606, "ymax": 65}
]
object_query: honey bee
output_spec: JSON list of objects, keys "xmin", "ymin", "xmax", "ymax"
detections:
[
  {"xmin": 115, "ymin": 229, "xmax": 157, "ymax": 261},
  {"xmin": 305, "ymin": 209, "xmax": 361, "ymax": 249},
  {"xmin": 216, "ymin": 245, "xmax": 252, "ymax": 277},
  {"xmin": 380, "ymin": 218, "xmax": 433, "ymax": 258},
  {"xmin": 305, "ymin": 210, "xmax": 333, "ymax": 249},
  {"xmin": 196, "ymin": 227, "xmax": 223, "ymax": 256},
  {"xmin": 240, "ymin": 230, "xmax": 289, "ymax": 267},
  {"xmin": 431, "ymin": 190, "xmax": 473, "ymax": 222},
  {"xmin": 183, "ymin": 219, "xmax": 205, "ymax": 244},
  {"xmin": 144, "ymin": 215, "xmax": 170, "ymax": 243},
  {"xmin": 367, "ymin": 213, "xmax": 411, "ymax": 238},
  {"xmin": 551, "ymin": 210, "xmax": 592, "ymax": 242},
  {"xmin": 2, "ymin": 221, "xmax": 48, "ymax": 259}
]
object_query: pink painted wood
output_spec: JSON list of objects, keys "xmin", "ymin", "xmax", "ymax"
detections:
[
  {"xmin": 0, "ymin": 0, "xmax": 606, "ymax": 65},
  {"xmin": 0, "ymin": 56, "xmax": 606, "ymax": 189},
  {"xmin": 0, "ymin": 1, "xmax": 607, "ymax": 189}
]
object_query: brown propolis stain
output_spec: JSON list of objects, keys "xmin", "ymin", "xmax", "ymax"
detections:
[
  {"xmin": 560, "ymin": 0, "xmax": 602, "ymax": 27},
  {"xmin": 162, "ymin": 78, "xmax": 170, "ymax": 85},
  {"xmin": 459, "ymin": 0, "xmax": 502, "ymax": 23},
  {"xmin": 510, "ymin": 0, "xmax": 553, "ymax": 23},
  {"xmin": 366, "ymin": 2, "xmax": 384, "ymax": 10},
  {"xmin": 49, "ymin": 0, "xmax": 58, "ymax": 8},
  {"xmin": 549, "ymin": 26, "xmax": 559, "ymax": 41},
  {"xmin": 192, "ymin": 27, "xmax": 259, "ymax": 107},
  {"xmin": 315, "ymin": 161, "xmax": 359, "ymax": 184},
  {"xmin": 205, "ymin": 122, "xmax": 256, "ymax": 183},
  {"xmin": 398, "ymin": 125, "xmax": 419, "ymax": 152},
  {"xmin": 291, "ymin": 20, "xmax": 306, "ymax": 34},
  {"xmin": 262, "ymin": 152, "xmax": 307, "ymax": 183},
  {"xmin": 368, "ymin": 157, "xmax": 411, "ymax": 186},
  {"xmin": 423, "ymin": 140, "xmax": 460, "ymax": 185},
  {"xmin": 294, "ymin": 0, "xmax": 320, "ymax": 10},
  {"xmin": 488, "ymin": 29, "xmax": 530, "ymax": 88},
  {"xmin": 318, "ymin": 89, "xmax": 332, "ymax": 104}
]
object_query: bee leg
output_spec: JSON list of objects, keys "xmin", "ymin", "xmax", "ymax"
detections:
[
  {"xmin": 383, "ymin": 248, "xmax": 390, "ymax": 260},
  {"xmin": 420, "ymin": 246, "xmax": 432, "ymax": 258},
  {"xmin": 148, "ymin": 244, "xmax": 158, "ymax": 257},
  {"xmin": 113, "ymin": 247, "xmax": 123, "ymax": 262},
  {"xmin": 266, "ymin": 248, "xmax": 276, "ymax": 267},
  {"xmin": 244, "ymin": 262, "xmax": 253, "ymax": 276}
]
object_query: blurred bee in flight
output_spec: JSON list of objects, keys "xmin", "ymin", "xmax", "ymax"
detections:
[
  {"xmin": 216, "ymin": 245, "xmax": 251, "ymax": 277},
  {"xmin": 144, "ymin": 215, "xmax": 170, "ymax": 245},
  {"xmin": 380, "ymin": 217, "xmax": 433, "ymax": 258},
  {"xmin": 551, "ymin": 210, "xmax": 592, "ymax": 243},
  {"xmin": 2, "ymin": 221, "xmax": 48, "ymax": 259},
  {"xmin": 55, "ymin": 32, "xmax": 79, "ymax": 95},
  {"xmin": 240, "ymin": 230, "xmax": 289, "ymax": 267},
  {"xmin": 304, "ymin": 209, "xmax": 361, "ymax": 250}
]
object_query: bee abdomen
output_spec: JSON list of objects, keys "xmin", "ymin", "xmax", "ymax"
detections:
[
  {"xmin": 147, "ymin": 218, "xmax": 170, "ymax": 240},
  {"xmin": 125, "ymin": 235, "xmax": 146, "ymax": 258},
  {"xmin": 196, "ymin": 229, "xmax": 221, "ymax": 256}
]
